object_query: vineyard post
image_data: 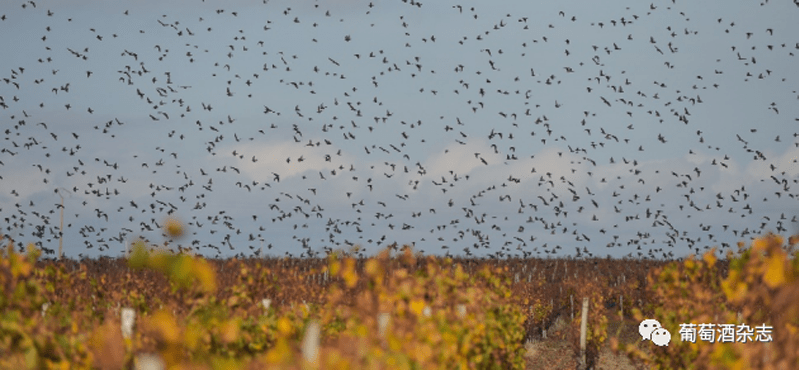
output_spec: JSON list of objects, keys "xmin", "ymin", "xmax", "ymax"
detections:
[
  {"xmin": 121, "ymin": 308, "xmax": 135, "ymax": 340},
  {"xmin": 580, "ymin": 297, "xmax": 588, "ymax": 369},
  {"xmin": 570, "ymin": 295, "xmax": 574, "ymax": 321},
  {"xmin": 301, "ymin": 321, "xmax": 320, "ymax": 370},
  {"xmin": 378, "ymin": 312, "xmax": 390, "ymax": 338},
  {"xmin": 619, "ymin": 295, "xmax": 623, "ymax": 320},
  {"xmin": 56, "ymin": 187, "xmax": 71, "ymax": 260},
  {"xmin": 422, "ymin": 305, "xmax": 432, "ymax": 317},
  {"xmin": 456, "ymin": 304, "xmax": 466, "ymax": 318}
]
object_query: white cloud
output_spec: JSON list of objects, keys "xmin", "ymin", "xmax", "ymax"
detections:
[{"xmin": 230, "ymin": 139, "xmax": 354, "ymax": 181}]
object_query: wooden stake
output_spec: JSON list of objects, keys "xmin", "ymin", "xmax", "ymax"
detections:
[
  {"xmin": 570, "ymin": 295, "xmax": 574, "ymax": 321},
  {"xmin": 302, "ymin": 321, "xmax": 320, "ymax": 370},
  {"xmin": 580, "ymin": 297, "xmax": 589, "ymax": 368},
  {"xmin": 121, "ymin": 308, "xmax": 135, "ymax": 340}
]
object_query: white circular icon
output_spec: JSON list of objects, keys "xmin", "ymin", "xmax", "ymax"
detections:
[
  {"xmin": 638, "ymin": 319, "xmax": 662, "ymax": 341},
  {"xmin": 650, "ymin": 328, "xmax": 672, "ymax": 346}
]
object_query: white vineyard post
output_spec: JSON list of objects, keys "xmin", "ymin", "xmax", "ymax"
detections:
[
  {"xmin": 121, "ymin": 308, "xmax": 136, "ymax": 340},
  {"xmin": 301, "ymin": 321, "xmax": 320, "ymax": 370},
  {"xmin": 41, "ymin": 302, "xmax": 50, "ymax": 318},
  {"xmin": 619, "ymin": 295, "xmax": 624, "ymax": 319},
  {"xmin": 456, "ymin": 304, "xmax": 466, "ymax": 319},
  {"xmin": 570, "ymin": 295, "xmax": 574, "ymax": 321},
  {"xmin": 262, "ymin": 298, "xmax": 272, "ymax": 312},
  {"xmin": 580, "ymin": 297, "xmax": 589, "ymax": 369},
  {"xmin": 378, "ymin": 312, "xmax": 390, "ymax": 338},
  {"xmin": 135, "ymin": 354, "xmax": 165, "ymax": 370}
]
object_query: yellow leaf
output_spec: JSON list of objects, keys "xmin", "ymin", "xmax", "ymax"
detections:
[
  {"xmin": 752, "ymin": 237, "xmax": 768, "ymax": 253},
  {"xmin": 763, "ymin": 253, "xmax": 786, "ymax": 288},
  {"xmin": 127, "ymin": 241, "xmax": 150, "ymax": 269},
  {"xmin": 365, "ymin": 259, "xmax": 380, "ymax": 277},
  {"xmin": 277, "ymin": 317, "xmax": 293, "ymax": 336},
  {"xmin": 193, "ymin": 259, "xmax": 218, "ymax": 293},
  {"xmin": 221, "ymin": 319, "xmax": 240, "ymax": 344},
  {"xmin": 149, "ymin": 310, "xmax": 180, "ymax": 343},
  {"xmin": 410, "ymin": 299, "xmax": 425, "ymax": 316},
  {"xmin": 24, "ymin": 346, "xmax": 38, "ymax": 369},
  {"xmin": 330, "ymin": 260, "xmax": 341, "ymax": 276},
  {"xmin": 388, "ymin": 336, "xmax": 402, "ymax": 351},
  {"xmin": 343, "ymin": 268, "xmax": 358, "ymax": 288},
  {"xmin": 703, "ymin": 250, "xmax": 717, "ymax": 268},
  {"xmin": 172, "ymin": 256, "xmax": 192, "ymax": 287},
  {"xmin": 266, "ymin": 337, "xmax": 292, "ymax": 363},
  {"xmin": 163, "ymin": 217, "xmax": 184, "ymax": 238},
  {"xmin": 185, "ymin": 325, "xmax": 202, "ymax": 351}
]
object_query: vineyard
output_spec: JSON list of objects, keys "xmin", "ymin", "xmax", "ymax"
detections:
[{"xmin": 0, "ymin": 229, "xmax": 797, "ymax": 369}]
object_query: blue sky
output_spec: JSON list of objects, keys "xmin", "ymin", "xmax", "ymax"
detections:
[{"xmin": 0, "ymin": 0, "xmax": 797, "ymax": 260}]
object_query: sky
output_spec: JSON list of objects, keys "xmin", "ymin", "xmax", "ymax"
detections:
[{"xmin": 0, "ymin": 0, "xmax": 797, "ymax": 260}]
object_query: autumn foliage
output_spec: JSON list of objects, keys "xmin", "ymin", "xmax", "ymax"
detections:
[
  {"xmin": 615, "ymin": 233, "xmax": 798, "ymax": 369},
  {"xmin": 1, "ymin": 224, "xmax": 796, "ymax": 369}
]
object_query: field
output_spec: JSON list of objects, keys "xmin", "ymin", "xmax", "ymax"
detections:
[{"xmin": 1, "ymin": 234, "xmax": 797, "ymax": 369}]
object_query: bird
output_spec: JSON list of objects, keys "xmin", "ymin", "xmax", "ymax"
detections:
[{"xmin": 0, "ymin": 0, "xmax": 792, "ymax": 264}]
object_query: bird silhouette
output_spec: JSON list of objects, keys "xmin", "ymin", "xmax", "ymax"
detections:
[{"xmin": 0, "ymin": 0, "xmax": 793, "ymax": 262}]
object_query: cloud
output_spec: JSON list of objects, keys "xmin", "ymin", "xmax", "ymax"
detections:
[
  {"xmin": 0, "ymin": 165, "xmax": 51, "ymax": 205},
  {"xmin": 229, "ymin": 138, "xmax": 353, "ymax": 182}
]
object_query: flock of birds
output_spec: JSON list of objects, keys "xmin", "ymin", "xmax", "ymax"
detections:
[{"xmin": 0, "ymin": 0, "xmax": 797, "ymax": 261}]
